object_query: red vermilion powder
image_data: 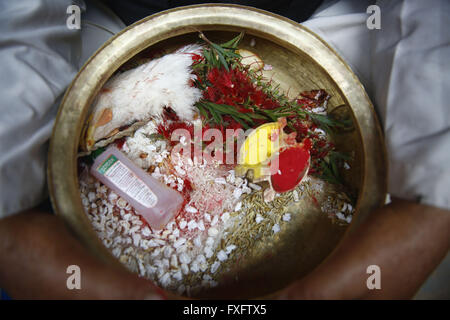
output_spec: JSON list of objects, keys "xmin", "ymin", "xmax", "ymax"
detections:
[{"xmin": 271, "ymin": 145, "xmax": 310, "ymax": 193}]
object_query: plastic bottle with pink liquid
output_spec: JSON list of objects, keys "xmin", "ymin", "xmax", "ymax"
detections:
[{"xmin": 90, "ymin": 146, "xmax": 183, "ymax": 230}]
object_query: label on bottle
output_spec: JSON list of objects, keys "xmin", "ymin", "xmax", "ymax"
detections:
[{"xmin": 97, "ymin": 155, "xmax": 157, "ymax": 208}]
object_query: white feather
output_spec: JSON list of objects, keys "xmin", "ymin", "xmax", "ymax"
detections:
[{"xmin": 90, "ymin": 44, "xmax": 203, "ymax": 142}]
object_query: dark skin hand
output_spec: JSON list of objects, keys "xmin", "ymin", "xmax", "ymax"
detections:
[
  {"xmin": 278, "ymin": 198, "xmax": 450, "ymax": 299},
  {"xmin": 0, "ymin": 208, "xmax": 166, "ymax": 299},
  {"xmin": 0, "ymin": 199, "xmax": 448, "ymax": 299}
]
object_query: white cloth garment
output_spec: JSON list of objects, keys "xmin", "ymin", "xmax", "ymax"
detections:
[
  {"xmin": 0, "ymin": 0, "xmax": 449, "ymax": 219},
  {"xmin": 303, "ymin": 0, "xmax": 450, "ymax": 299},
  {"xmin": 303, "ymin": 0, "xmax": 450, "ymax": 210},
  {"xmin": 0, "ymin": 0, "xmax": 124, "ymax": 218}
]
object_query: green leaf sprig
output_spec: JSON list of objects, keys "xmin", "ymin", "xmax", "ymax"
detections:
[
  {"xmin": 197, "ymin": 31, "xmax": 244, "ymax": 72},
  {"xmin": 196, "ymin": 101, "xmax": 266, "ymax": 129}
]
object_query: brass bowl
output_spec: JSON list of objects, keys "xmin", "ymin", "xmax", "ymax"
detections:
[{"xmin": 48, "ymin": 4, "xmax": 387, "ymax": 299}]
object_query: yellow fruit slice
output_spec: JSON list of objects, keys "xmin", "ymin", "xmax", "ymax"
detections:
[{"xmin": 236, "ymin": 121, "xmax": 283, "ymax": 180}]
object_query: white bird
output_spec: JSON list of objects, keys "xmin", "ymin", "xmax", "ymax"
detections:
[{"xmin": 84, "ymin": 44, "xmax": 203, "ymax": 150}]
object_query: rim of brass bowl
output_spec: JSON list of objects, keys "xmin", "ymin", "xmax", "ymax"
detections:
[{"xmin": 48, "ymin": 4, "xmax": 387, "ymax": 298}]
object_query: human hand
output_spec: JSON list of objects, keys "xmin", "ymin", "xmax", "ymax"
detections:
[
  {"xmin": 0, "ymin": 208, "xmax": 166, "ymax": 299},
  {"xmin": 276, "ymin": 199, "xmax": 450, "ymax": 299}
]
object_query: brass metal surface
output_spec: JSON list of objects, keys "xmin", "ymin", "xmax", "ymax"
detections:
[{"xmin": 48, "ymin": 4, "xmax": 387, "ymax": 298}]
